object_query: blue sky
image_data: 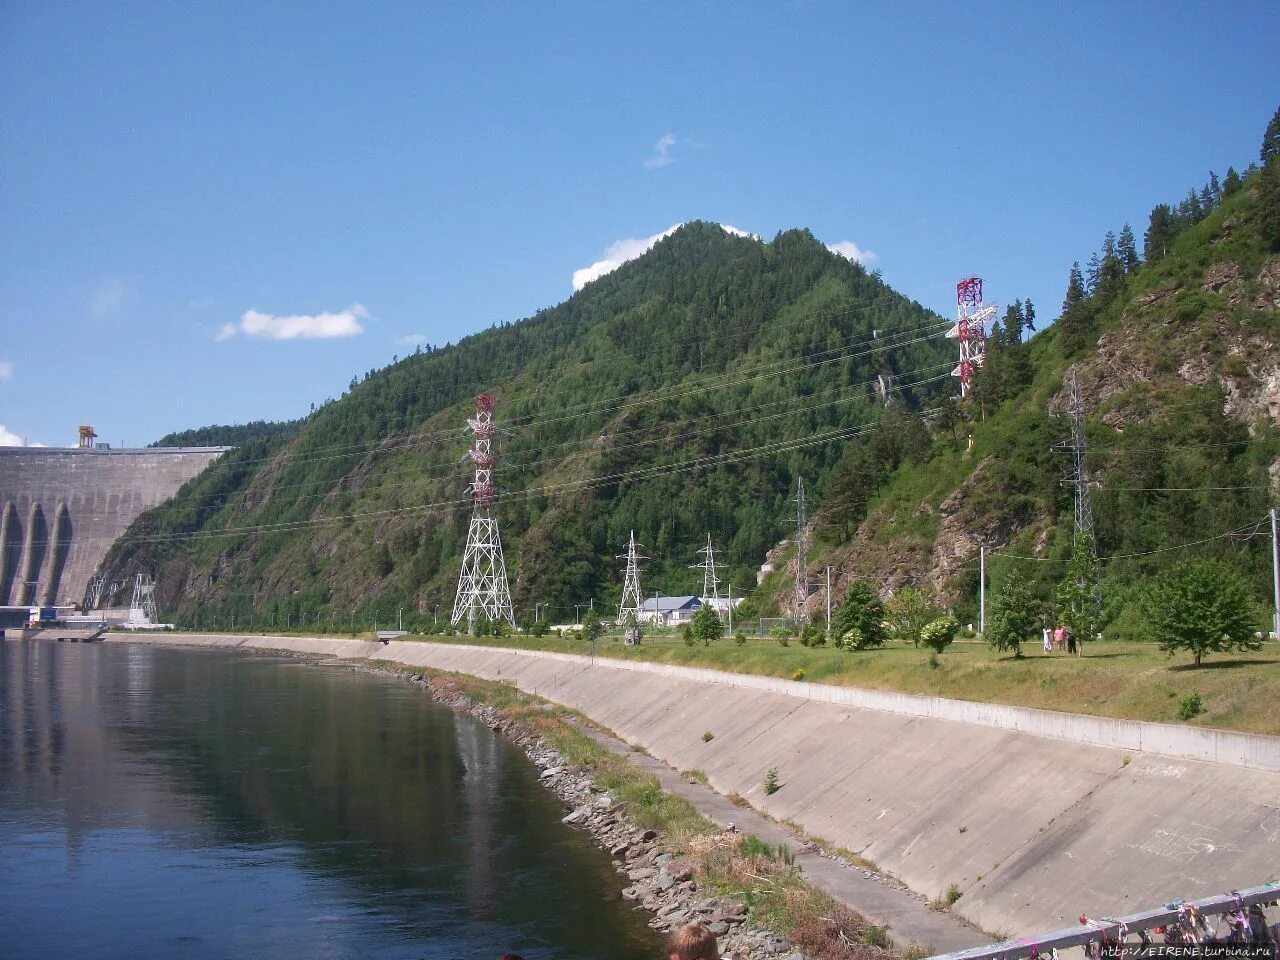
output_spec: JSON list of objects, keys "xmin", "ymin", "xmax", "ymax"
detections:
[{"xmin": 2, "ymin": 1, "xmax": 1277, "ymax": 447}]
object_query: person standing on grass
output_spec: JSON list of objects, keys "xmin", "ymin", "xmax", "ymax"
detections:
[{"xmin": 667, "ymin": 923, "xmax": 719, "ymax": 960}]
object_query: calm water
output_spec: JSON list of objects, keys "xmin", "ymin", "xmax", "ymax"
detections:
[{"xmin": 0, "ymin": 641, "xmax": 662, "ymax": 960}]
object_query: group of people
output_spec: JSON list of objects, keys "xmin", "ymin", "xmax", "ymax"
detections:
[{"xmin": 1042, "ymin": 624, "xmax": 1077, "ymax": 654}]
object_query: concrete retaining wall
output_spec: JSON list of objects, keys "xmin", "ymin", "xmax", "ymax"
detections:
[
  {"xmin": 111, "ymin": 635, "xmax": 1280, "ymax": 939},
  {"xmin": 0, "ymin": 446, "xmax": 227, "ymax": 607}
]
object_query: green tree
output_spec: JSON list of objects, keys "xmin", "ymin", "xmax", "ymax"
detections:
[
  {"xmin": 1141, "ymin": 560, "xmax": 1260, "ymax": 667},
  {"xmin": 885, "ymin": 586, "xmax": 938, "ymax": 647},
  {"xmin": 1056, "ymin": 539, "xmax": 1101, "ymax": 654},
  {"xmin": 985, "ymin": 575, "xmax": 1038, "ymax": 659},
  {"xmin": 1222, "ymin": 166, "xmax": 1243, "ymax": 196},
  {"xmin": 1117, "ymin": 224, "xmax": 1140, "ymax": 273},
  {"xmin": 832, "ymin": 580, "xmax": 886, "ymax": 650},
  {"xmin": 689, "ymin": 604, "xmax": 724, "ymax": 646},
  {"xmin": 581, "ymin": 608, "xmax": 605, "ymax": 646},
  {"xmin": 1144, "ymin": 204, "xmax": 1177, "ymax": 263},
  {"xmin": 1258, "ymin": 161, "xmax": 1280, "ymax": 253},
  {"xmin": 920, "ymin": 615, "xmax": 960, "ymax": 654},
  {"xmin": 1062, "ymin": 262, "xmax": 1086, "ymax": 312},
  {"xmin": 1260, "ymin": 104, "xmax": 1280, "ymax": 166}
]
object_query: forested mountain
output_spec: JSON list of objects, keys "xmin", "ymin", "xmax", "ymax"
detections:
[
  {"xmin": 804, "ymin": 126, "xmax": 1280, "ymax": 631},
  {"xmin": 104, "ymin": 223, "xmax": 955, "ymax": 625},
  {"xmin": 105, "ymin": 111, "xmax": 1280, "ymax": 634}
]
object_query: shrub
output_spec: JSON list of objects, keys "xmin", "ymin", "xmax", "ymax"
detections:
[
  {"xmin": 733, "ymin": 632, "xmax": 747, "ymax": 646},
  {"xmin": 920, "ymin": 615, "xmax": 960, "ymax": 653},
  {"xmin": 792, "ymin": 667, "xmax": 806, "ymax": 681},
  {"xmin": 764, "ymin": 767, "xmax": 780, "ymax": 795},
  {"xmin": 701, "ymin": 730, "xmax": 715, "ymax": 742},
  {"xmin": 1178, "ymin": 692, "xmax": 1204, "ymax": 721}
]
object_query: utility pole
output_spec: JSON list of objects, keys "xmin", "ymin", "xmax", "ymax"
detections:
[
  {"xmin": 452, "ymin": 395, "xmax": 516, "ymax": 633},
  {"xmin": 793, "ymin": 477, "xmax": 810, "ymax": 625},
  {"xmin": 1271, "ymin": 507, "xmax": 1280, "ymax": 639},
  {"xmin": 726, "ymin": 583, "xmax": 733, "ymax": 633},
  {"xmin": 825, "ymin": 566, "xmax": 832, "ymax": 632},
  {"xmin": 979, "ymin": 546, "xmax": 986, "ymax": 635}
]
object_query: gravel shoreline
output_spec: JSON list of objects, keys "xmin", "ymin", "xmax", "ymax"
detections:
[{"xmin": 400, "ymin": 669, "xmax": 806, "ymax": 960}]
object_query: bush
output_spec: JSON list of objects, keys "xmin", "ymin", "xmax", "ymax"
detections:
[
  {"xmin": 792, "ymin": 667, "xmax": 806, "ymax": 681},
  {"xmin": 920, "ymin": 615, "xmax": 960, "ymax": 653},
  {"xmin": 831, "ymin": 581, "xmax": 887, "ymax": 650},
  {"xmin": 764, "ymin": 767, "xmax": 780, "ymax": 795},
  {"xmin": 733, "ymin": 632, "xmax": 747, "ymax": 646},
  {"xmin": 1178, "ymin": 692, "xmax": 1204, "ymax": 721},
  {"xmin": 701, "ymin": 730, "xmax": 715, "ymax": 742}
]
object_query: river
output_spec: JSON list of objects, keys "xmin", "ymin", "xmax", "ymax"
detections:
[{"xmin": 0, "ymin": 641, "xmax": 663, "ymax": 959}]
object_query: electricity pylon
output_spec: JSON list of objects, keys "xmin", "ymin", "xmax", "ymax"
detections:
[{"xmin": 451, "ymin": 395, "xmax": 515, "ymax": 633}]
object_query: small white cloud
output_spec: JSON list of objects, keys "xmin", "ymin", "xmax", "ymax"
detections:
[
  {"xmin": 89, "ymin": 277, "xmax": 131, "ymax": 320},
  {"xmin": 216, "ymin": 303, "xmax": 370, "ymax": 342},
  {"xmin": 721, "ymin": 224, "xmax": 760, "ymax": 240},
  {"xmin": 0, "ymin": 424, "xmax": 26, "ymax": 446},
  {"xmin": 827, "ymin": 240, "xmax": 878, "ymax": 266},
  {"xmin": 644, "ymin": 133, "xmax": 677, "ymax": 170},
  {"xmin": 396, "ymin": 333, "xmax": 429, "ymax": 348},
  {"xmin": 0, "ymin": 360, "xmax": 13, "ymax": 383},
  {"xmin": 573, "ymin": 224, "xmax": 682, "ymax": 291}
]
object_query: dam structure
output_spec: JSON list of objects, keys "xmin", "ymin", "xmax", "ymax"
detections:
[{"xmin": 0, "ymin": 445, "xmax": 228, "ymax": 608}]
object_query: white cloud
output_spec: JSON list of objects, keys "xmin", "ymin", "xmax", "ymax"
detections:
[
  {"xmin": 644, "ymin": 133, "xmax": 677, "ymax": 170},
  {"xmin": 827, "ymin": 240, "xmax": 878, "ymax": 266},
  {"xmin": 216, "ymin": 303, "xmax": 370, "ymax": 341},
  {"xmin": 0, "ymin": 360, "xmax": 13, "ymax": 383},
  {"xmin": 396, "ymin": 333, "xmax": 429, "ymax": 348},
  {"xmin": 572, "ymin": 223, "xmax": 763, "ymax": 291},
  {"xmin": 0, "ymin": 424, "xmax": 26, "ymax": 446},
  {"xmin": 88, "ymin": 277, "xmax": 131, "ymax": 320}
]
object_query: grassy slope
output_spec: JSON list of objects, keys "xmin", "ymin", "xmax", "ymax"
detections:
[{"xmin": 404, "ymin": 632, "xmax": 1280, "ymax": 736}]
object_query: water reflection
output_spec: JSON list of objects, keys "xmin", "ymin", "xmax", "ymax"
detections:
[{"xmin": 0, "ymin": 642, "xmax": 661, "ymax": 960}]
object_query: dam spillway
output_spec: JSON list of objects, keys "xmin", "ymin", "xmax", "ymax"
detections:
[{"xmin": 0, "ymin": 446, "xmax": 228, "ymax": 607}]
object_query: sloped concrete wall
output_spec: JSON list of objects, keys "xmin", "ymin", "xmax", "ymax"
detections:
[
  {"xmin": 0, "ymin": 447, "xmax": 226, "ymax": 606},
  {"xmin": 112, "ymin": 635, "xmax": 1280, "ymax": 939}
]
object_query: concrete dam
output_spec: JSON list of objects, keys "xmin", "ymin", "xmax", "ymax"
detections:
[{"xmin": 0, "ymin": 446, "xmax": 228, "ymax": 607}]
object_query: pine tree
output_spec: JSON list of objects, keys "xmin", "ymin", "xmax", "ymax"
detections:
[
  {"xmin": 1085, "ymin": 252, "xmax": 1102, "ymax": 293},
  {"xmin": 1144, "ymin": 204, "xmax": 1176, "ymax": 263},
  {"xmin": 1023, "ymin": 299, "xmax": 1036, "ymax": 332},
  {"xmin": 1117, "ymin": 224, "xmax": 1139, "ymax": 273},
  {"xmin": 1261, "ymin": 105, "xmax": 1280, "ymax": 167},
  {"xmin": 1062, "ymin": 263, "xmax": 1086, "ymax": 312},
  {"xmin": 1199, "ymin": 184, "xmax": 1215, "ymax": 213},
  {"xmin": 1223, "ymin": 167, "xmax": 1243, "ymax": 195},
  {"xmin": 1209, "ymin": 171, "xmax": 1221, "ymax": 200}
]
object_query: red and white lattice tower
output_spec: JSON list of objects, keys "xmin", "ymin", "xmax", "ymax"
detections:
[
  {"xmin": 947, "ymin": 276, "xmax": 999, "ymax": 397},
  {"xmin": 451, "ymin": 395, "xmax": 515, "ymax": 633}
]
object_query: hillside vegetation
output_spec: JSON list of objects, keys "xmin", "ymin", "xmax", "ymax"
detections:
[
  {"xmin": 106, "ymin": 223, "xmax": 953, "ymax": 624},
  {"xmin": 107, "ymin": 115, "xmax": 1280, "ymax": 639}
]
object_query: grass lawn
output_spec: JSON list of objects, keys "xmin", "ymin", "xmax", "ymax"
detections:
[{"xmin": 408, "ymin": 631, "xmax": 1280, "ymax": 736}]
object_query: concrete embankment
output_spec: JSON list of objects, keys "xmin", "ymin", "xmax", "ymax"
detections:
[{"xmin": 110, "ymin": 635, "xmax": 1280, "ymax": 940}]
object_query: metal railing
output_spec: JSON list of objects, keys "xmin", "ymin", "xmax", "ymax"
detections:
[{"xmin": 929, "ymin": 883, "xmax": 1280, "ymax": 960}]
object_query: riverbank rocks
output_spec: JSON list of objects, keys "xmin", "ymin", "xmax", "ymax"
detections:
[{"xmin": 401, "ymin": 670, "xmax": 805, "ymax": 960}]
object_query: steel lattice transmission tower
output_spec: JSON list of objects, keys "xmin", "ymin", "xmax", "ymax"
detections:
[
  {"xmin": 947, "ymin": 276, "xmax": 999, "ymax": 397},
  {"xmin": 1066, "ymin": 371, "xmax": 1097, "ymax": 552},
  {"xmin": 617, "ymin": 530, "xmax": 646, "ymax": 644},
  {"xmin": 690, "ymin": 533, "xmax": 722, "ymax": 606},
  {"xmin": 129, "ymin": 572, "xmax": 158, "ymax": 623},
  {"xmin": 792, "ymin": 477, "xmax": 810, "ymax": 624},
  {"xmin": 451, "ymin": 395, "xmax": 516, "ymax": 633}
]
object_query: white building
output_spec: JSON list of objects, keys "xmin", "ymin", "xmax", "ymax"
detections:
[{"xmin": 637, "ymin": 595, "xmax": 702, "ymax": 627}]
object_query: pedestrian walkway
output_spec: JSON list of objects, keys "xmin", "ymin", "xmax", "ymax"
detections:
[{"xmin": 574, "ymin": 723, "xmax": 991, "ymax": 955}]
